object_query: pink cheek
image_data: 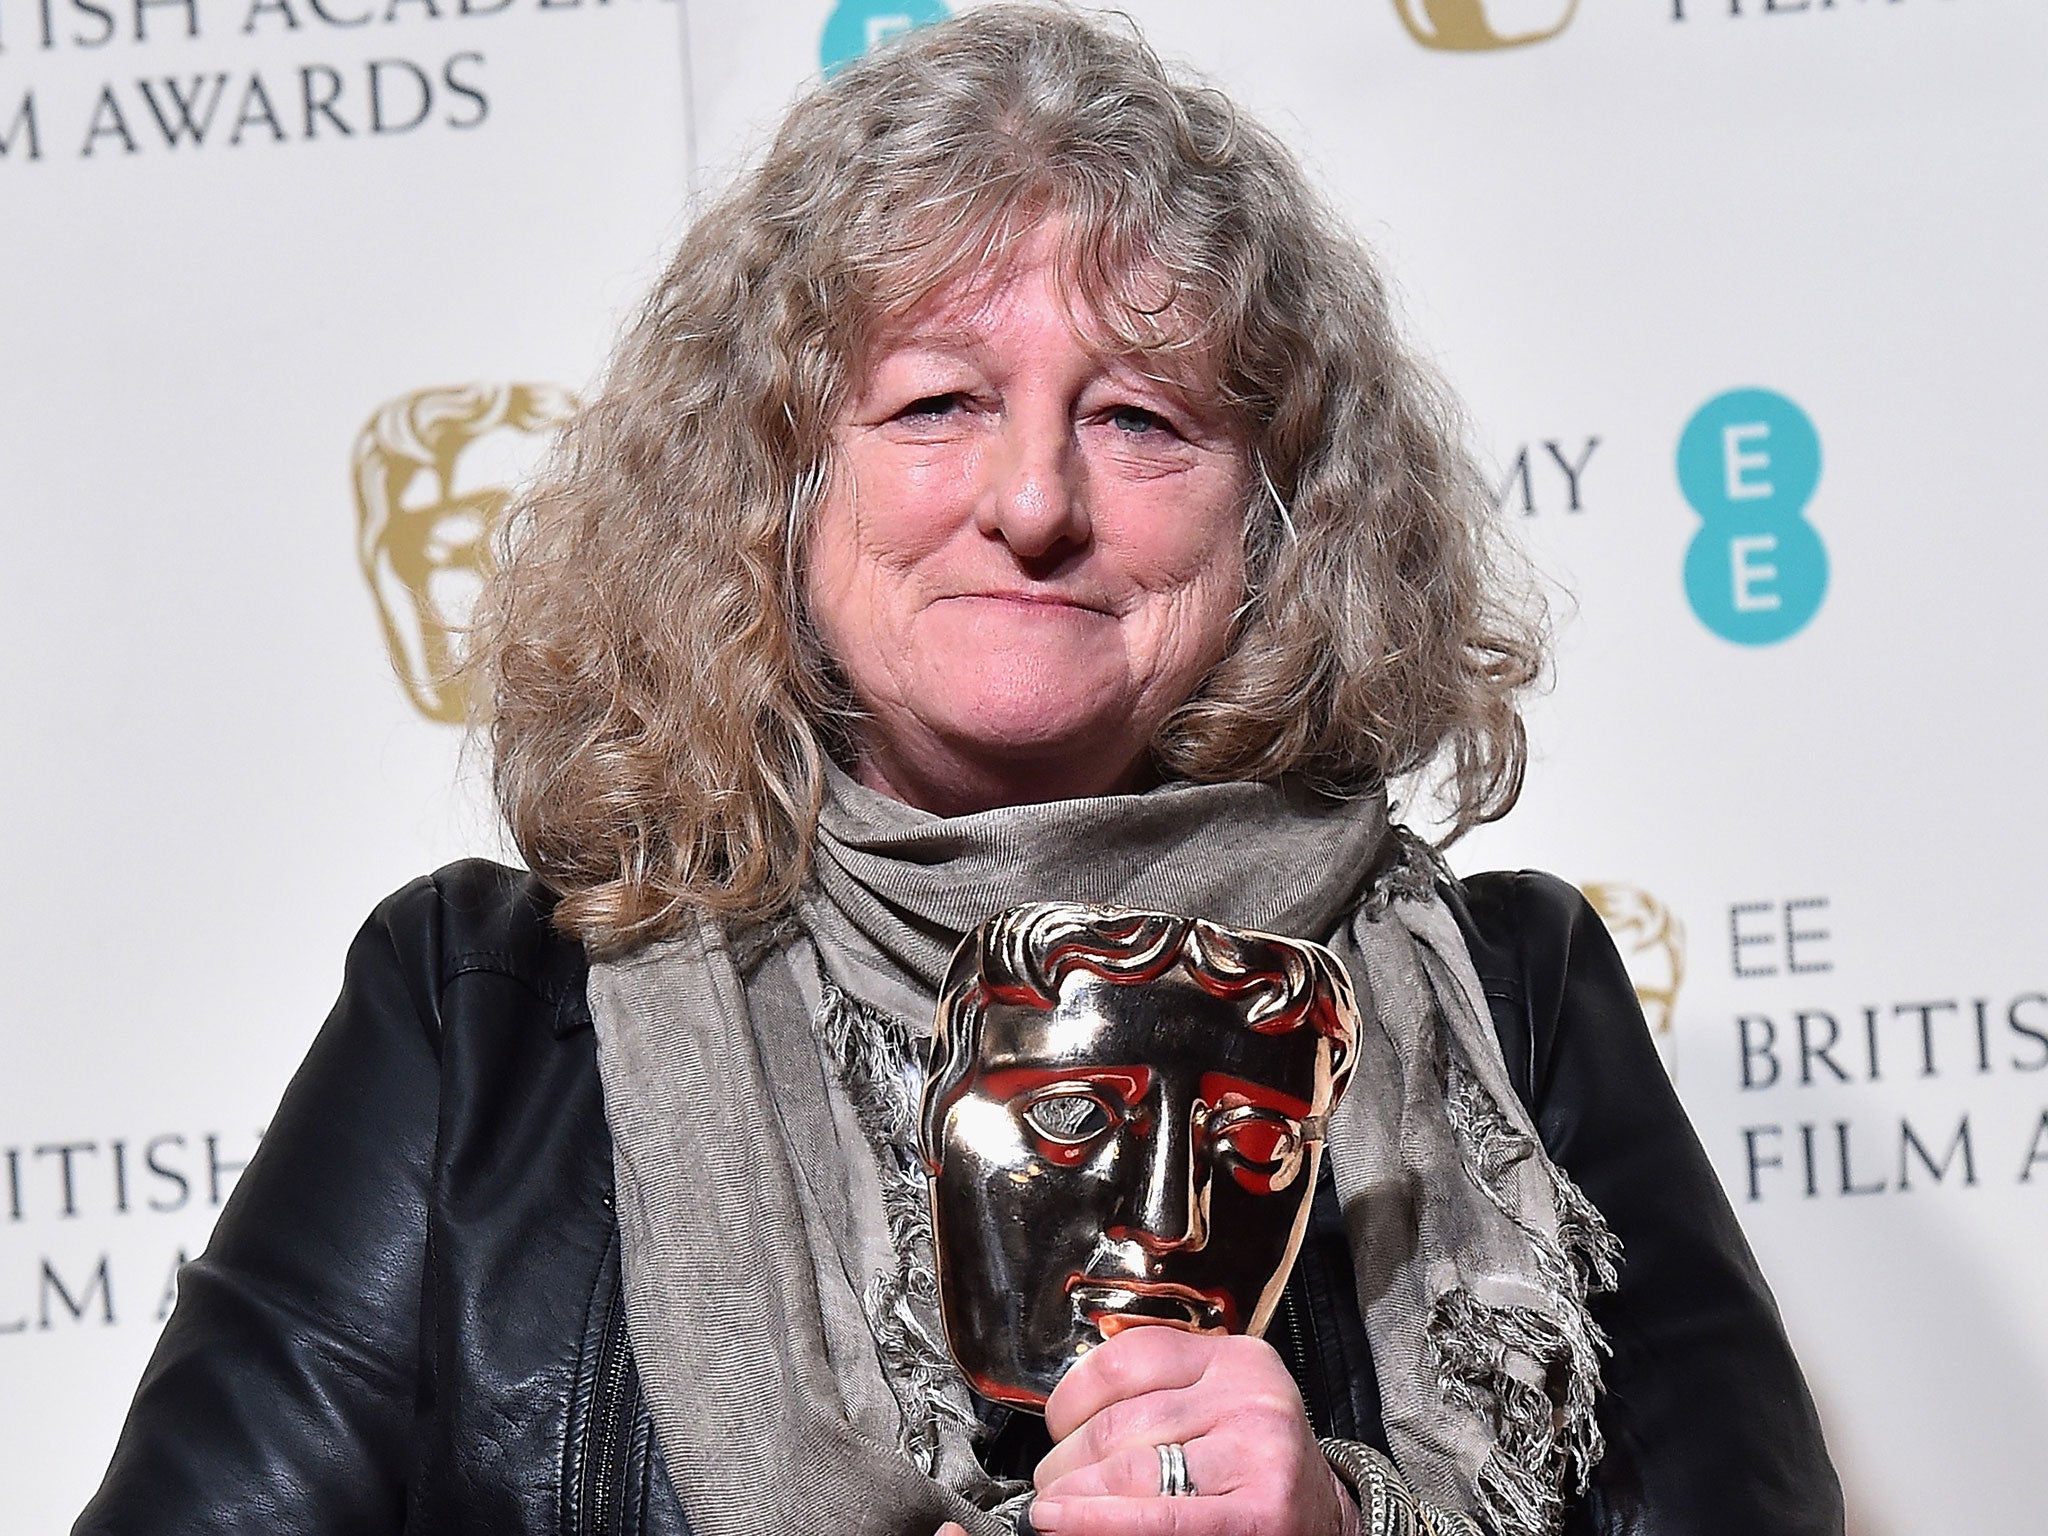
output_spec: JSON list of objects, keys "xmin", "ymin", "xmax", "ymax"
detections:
[
  {"xmin": 881, "ymin": 450, "xmax": 984, "ymax": 526},
  {"xmin": 1230, "ymin": 1167, "xmax": 1278, "ymax": 1196}
]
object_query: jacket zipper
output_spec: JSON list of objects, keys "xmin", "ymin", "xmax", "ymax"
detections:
[
  {"xmin": 582, "ymin": 1283, "xmax": 635, "ymax": 1534},
  {"xmin": 1279, "ymin": 1271, "xmax": 1335, "ymax": 1438}
]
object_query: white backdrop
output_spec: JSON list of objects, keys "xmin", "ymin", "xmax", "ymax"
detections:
[{"xmin": 5, "ymin": 1, "xmax": 2044, "ymax": 1531}]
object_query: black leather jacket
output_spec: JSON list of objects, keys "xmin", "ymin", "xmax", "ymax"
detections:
[{"xmin": 74, "ymin": 861, "xmax": 1842, "ymax": 1535}]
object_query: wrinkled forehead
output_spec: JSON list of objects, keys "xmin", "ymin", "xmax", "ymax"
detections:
[
  {"xmin": 848, "ymin": 215, "xmax": 1228, "ymax": 402},
  {"xmin": 972, "ymin": 972, "xmax": 1322, "ymax": 1099}
]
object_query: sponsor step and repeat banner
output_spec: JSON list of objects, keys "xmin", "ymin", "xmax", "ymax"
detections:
[{"xmin": 4, "ymin": 0, "xmax": 2042, "ymax": 1529}]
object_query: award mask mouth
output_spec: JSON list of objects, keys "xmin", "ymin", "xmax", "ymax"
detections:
[{"xmin": 1067, "ymin": 1276, "xmax": 1236, "ymax": 1338}]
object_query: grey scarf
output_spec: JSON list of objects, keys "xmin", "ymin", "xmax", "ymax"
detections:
[{"xmin": 587, "ymin": 771, "xmax": 1617, "ymax": 1536}]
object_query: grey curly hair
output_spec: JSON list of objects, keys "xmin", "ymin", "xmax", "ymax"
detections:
[{"xmin": 474, "ymin": 2, "xmax": 1543, "ymax": 953}]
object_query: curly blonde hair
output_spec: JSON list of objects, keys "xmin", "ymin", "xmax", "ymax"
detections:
[{"xmin": 475, "ymin": 3, "xmax": 1542, "ymax": 953}]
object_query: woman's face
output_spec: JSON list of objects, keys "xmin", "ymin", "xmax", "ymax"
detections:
[{"xmin": 807, "ymin": 226, "xmax": 1251, "ymax": 815}]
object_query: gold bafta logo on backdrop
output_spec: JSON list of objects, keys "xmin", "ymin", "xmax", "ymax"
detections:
[
  {"xmin": 352, "ymin": 384, "xmax": 577, "ymax": 723},
  {"xmin": 1580, "ymin": 883, "xmax": 1686, "ymax": 1040},
  {"xmin": 1393, "ymin": 0, "xmax": 1577, "ymax": 51}
]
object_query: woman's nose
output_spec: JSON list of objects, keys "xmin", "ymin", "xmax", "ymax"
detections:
[{"xmin": 978, "ymin": 407, "xmax": 1089, "ymax": 560}]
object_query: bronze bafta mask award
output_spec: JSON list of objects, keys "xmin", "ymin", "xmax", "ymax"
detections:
[{"xmin": 918, "ymin": 903, "xmax": 1359, "ymax": 1410}]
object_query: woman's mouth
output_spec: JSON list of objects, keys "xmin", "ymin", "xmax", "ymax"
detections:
[{"xmin": 951, "ymin": 589, "xmax": 1110, "ymax": 615}]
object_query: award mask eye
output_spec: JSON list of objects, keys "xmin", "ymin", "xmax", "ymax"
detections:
[
  {"xmin": 1019, "ymin": 1086, "xmax": 1122, "ymax": 1151},
  {"xmin": 1206, "ymin": 1105, "xmax": 1306, "ymax": 1192}
]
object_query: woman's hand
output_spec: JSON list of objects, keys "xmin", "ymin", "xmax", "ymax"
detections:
[{"xmin": 1024, "ymin": 1327, "xmax": 1354, "ymax": 1536}]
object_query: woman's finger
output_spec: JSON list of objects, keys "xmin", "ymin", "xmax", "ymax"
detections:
[
  {"xmin": 1033, "ymin": 1379, "xmax": 1216, "ymax": 1493},
  {"xmin": 1037, "ymin": 1432, "xmax": 1225, "ymax": 1503},
  {"xmin": 1039, "ymin": 1332, "xmax": 1305, "ymax": 1488},
  {"xmin": 1033, "ymin": 1468, "xmax": 1344, "ymax": 1536},
  {"xmin": 1031, "ymin": 1328, "xmax": 1343, "ymax": 1536},
  {"xmin": 1042, "ymin": 1326, "xmax": 1219, "ymax": 1440},
  {"xmin": 1027, "ymin": 1493, "xmax": 1235, "ymax": 1536}
]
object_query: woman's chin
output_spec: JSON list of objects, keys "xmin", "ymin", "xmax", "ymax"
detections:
[
  {"xmin": 960, "ymin": 690, "xmax": 1145, "ymax": 755},
  {"xmin": 907, "ymin": 656, "xmax": 1142, "ymax": 760},
  {"xmin": 864, "ymin": 699, "xmax": 1152, "ymax": 810}
]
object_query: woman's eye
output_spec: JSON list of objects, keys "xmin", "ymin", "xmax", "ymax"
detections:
[
  {"xmin": 1020, "ymin": 1089, "xmax": 1119, "ymax": 1147},
  {"xmin": 1107, "ymin": 405, "xmax": 1171, "ymax": 436},
  {"xmin": 897, "ymin": 392, "xmax": 965, "ymax": 420}
]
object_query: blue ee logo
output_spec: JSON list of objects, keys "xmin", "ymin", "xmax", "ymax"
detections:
[
  {"xmin": 1677, "ymin": 388, "xmax": 1828, "ymax": 645},
  {"xmin": 820, "ymin": 0, "xmax": 950, "ymax": 74}
]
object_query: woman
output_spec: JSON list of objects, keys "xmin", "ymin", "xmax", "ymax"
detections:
[{"xmin": 75, "ymin": 8, "xmax": 1842, "ymax": 1536}]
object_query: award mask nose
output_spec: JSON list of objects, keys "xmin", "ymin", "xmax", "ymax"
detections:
[{"xmin": 1114, "ymin": 1101, "xmax": 1209, "ymax": 1256}]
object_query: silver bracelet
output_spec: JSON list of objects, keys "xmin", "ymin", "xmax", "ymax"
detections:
[{"xmin": 1318, "ymin": 1439, "xmax": 1485, "ymax": 1536}]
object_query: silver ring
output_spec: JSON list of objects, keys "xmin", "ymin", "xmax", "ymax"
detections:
[{"xmin": 1156, "ymin": 1440, "xmax": 1195, "ymax": 1498}]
